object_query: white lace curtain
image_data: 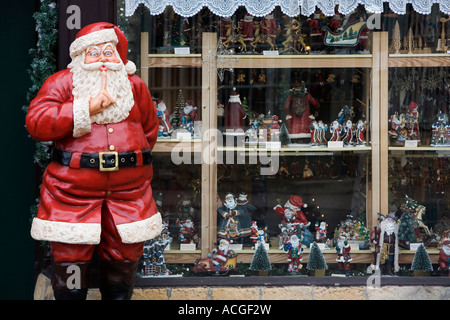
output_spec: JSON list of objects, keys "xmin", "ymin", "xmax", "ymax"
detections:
[{"xmin": 124, "ymin": 0, "xmax": 450, "ymax": 17}]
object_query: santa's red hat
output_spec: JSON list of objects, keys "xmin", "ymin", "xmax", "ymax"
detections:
[
  {"xmin": 286, "ymin": 195, "xmax": 307, "ymax": 210},
  {"xmin": 69, "ymin": 22, "xmax": 136, "ymax": 75}
]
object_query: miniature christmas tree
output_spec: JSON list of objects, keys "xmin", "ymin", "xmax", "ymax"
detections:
[
  {"xmin": 279, "ymin": 123, "xmax": 291, "ymax": 146},
  {"xmin": 249, "ymin": 242, "xmax": 272, "ymax": 275},
  {"xmin": 406, "ymin": 26, "xmax": 414, "ymax": 54},
  {"xmin": 307, "ymin": 242, "xmax": 328, "ymax": 272},
  {"xmin": 398, "ymin": 210, "xmax": 418, "ymax": 244},
  {"xmin": 391, "ymin": 20, "xmax": 401, "ymax": 54},
  {"xmin": 411, "ymin": 244, "xmax": 433, "ymax": 274}
]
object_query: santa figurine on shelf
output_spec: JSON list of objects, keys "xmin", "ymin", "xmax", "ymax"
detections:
[
  {"xmin": 336, "ymin": 233, "xmax": 352, "ymax": 276},
  {"xmin": 274, "ymin": 195, "xmax": 310, "ymax": 228},
  {"xmin": 240, "ymin": 13, "xmax": 255, "ymax": 46},
  {"xmin": 155, "ymin": 98, "xmax": 173, "ymax": 137},
  {"xmin": 356, "ymin": 119, "xmax": 367, "ymax": 145},
  {"xmin": 212, "ymin": 239, "xmax": 232, "ymax": 271},
  {"xmin": 315, "ymin": 221, "xmax": 328, "ymax": 243},
  {"xmin": 283, "ymin": 80, "xmax": 320, "ymax": 144},
  {"xmin": 408, "ymin": 101, "xmax": 420, "ymax": 139},
  {"xmin": 284, "ymin": 234, "xmax": 304, "ymax": 274},
  {"xmin": 217, "ymin": 193, "xmax": 252, "ymax": 241},
  {"xmin": 438, "ymin": 235, "xmax": 450, "ymax": 276},
  {"xmin": 224, "ymin": 87, "xmax": 246, "ymax": 131},
  {"xmin": 178, "ymin": 100, "xmax": 199, "ymax": 127}
]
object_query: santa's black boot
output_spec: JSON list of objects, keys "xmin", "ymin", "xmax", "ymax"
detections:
[
  {"xmin": 52, "ymin": 261, "xmax": 90, "ymax": 300},
  {"xmin": 99, "ymin": 260, "xmax": 139, "ymax": 300}
]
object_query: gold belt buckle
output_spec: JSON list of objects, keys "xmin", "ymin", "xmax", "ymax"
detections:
[{"xmin": 99, "ymin": 151, "xmax": 119, "ymax": 171}]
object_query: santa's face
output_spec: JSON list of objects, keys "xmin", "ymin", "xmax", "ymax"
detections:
[
  {"xmin": 290, "ymin": 235, "xmax": 299, "ymax": 247},
  {"xmin": 284, "ymin": 209, "xmax": 294, "ymax": 220},
  {"xmin": 225, "ymin": 195, "xmax": 236, "ymax": 209},
  {"xmin": 69, "ymin": 42, "xmax": 134, "ymax": 126},
  {"xmin": 84, "ymin": 42, "xmax": 120, "ymax": 66}
]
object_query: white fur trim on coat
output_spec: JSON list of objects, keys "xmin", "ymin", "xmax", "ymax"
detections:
[
  {"xmin": 30, "ymin": 217, "xmax": 101, "ymax": 245},
  {"xmin": 116, "ymin": 212, "xmax": 162, "ymax": 243},
  {"xmin": 72, "ymin": 98, "xmax": 92, "ymax": 138},
  {"xmin": 375, "ymin": 220, "xmax": 400, "ymax": 272},
  {"xmin": 70, "ymin": 29, "xmax": 118, "ymax": 59},
  {"xmin": 125, "ymin": 60, "xmax": 136, "ymax": 75}
]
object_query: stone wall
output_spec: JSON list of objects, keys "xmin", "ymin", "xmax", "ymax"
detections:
[{"xmin": 34, "ymin": 273, "xmax": 450, "ymax": 300}]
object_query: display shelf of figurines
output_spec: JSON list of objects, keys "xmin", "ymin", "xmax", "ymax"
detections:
[
  {"xmin": 379, "ymin": 19, "xmax": 450, "ymax": 275},
  {"xmin": 138, "ymin": 27, "xmax": 449, "ymax": 276}
]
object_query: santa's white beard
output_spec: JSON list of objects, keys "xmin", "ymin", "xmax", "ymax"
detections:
[
  {"xmin": 225, "ymin": 199, "xmax": 237, "ymax": 209},
  {"xmin": 69, "ymin": 54, "xmax": 134, "ymax": 132},
  {"xmin": 442, "ymin": 245, "xmax": 450, "ymax": 256},
  {"xmin": 385, "ymin": 220, "xmax": 396, "ymax": 236}
]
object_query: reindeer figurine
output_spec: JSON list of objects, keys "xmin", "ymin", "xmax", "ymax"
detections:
[
  {"xmin": 282, "ymin": 18, "xmax": 307, "ymax": 53},
  {"xmin": 222, "ymin": 22, "xmax": 247, "ymax": 51}
]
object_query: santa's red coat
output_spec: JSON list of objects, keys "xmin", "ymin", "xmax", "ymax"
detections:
[
  {"xmin": 283, "ymin": 93, "xmax": 320, "ymax": 137},
  {"xmin": 26, "ymin": 69, "xmax": 161, "ymax": 245}
]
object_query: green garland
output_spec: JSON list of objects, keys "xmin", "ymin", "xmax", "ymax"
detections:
[{"xmin": 23, "ymin": 0, "xmax": 57, "ymax": 231}]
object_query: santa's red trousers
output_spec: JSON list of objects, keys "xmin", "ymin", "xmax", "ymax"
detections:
[{"xmin": 50, "ymin": 205, "xmax": 144, "ymax": 262}]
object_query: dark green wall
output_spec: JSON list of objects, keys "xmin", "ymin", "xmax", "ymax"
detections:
[{"xmin": 0, "ymin": 1, "xmax": 37, "ymax": 299}]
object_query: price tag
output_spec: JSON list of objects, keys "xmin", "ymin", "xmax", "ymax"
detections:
[
  {"xmin": 174, "ymin": 47, "xmax": 190, "ymax": 54},
  {"xmin": 328, "ymin": 141, "xmax": 344, "ymax": 148},
  {"xmin": 266, "ymin": 141, "xmax": 281, "ymax": 149},
  {"xmin": 409, "ymin": 243, "xmax": 422, "ymax": 251},
  {"xmin": 263, "ymin": 50, "xmax": 279, "ymax": 55},
  {"xmin": 404, "ymin": 140, "xmax": 418, "ymax": 147},
  {"xmin": 176, "ymin": 132, "xmax": 192, "ymax": 140},
  {"xmin": 180, "ymin": 243, "xmax": 196, "ymax": 250}
]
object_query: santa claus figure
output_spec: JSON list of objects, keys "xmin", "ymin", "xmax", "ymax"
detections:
[
  {"xmin": 178, "ymin": 100, "xmax": 199, "ymax": 129},
  {"xmin": 240, "ymin": 13, "xmax": 255, "ymax": 45},
  {"xmin": 283, "ymin": 235, "xmax": 304, "ymax": 273},
  {"xmin": 315, "ymin": 221, "xmax": 328, "ymax": 243},
  {"xmin": 212, "ymin": 239, "xmax": 232, "ymax": 271},
  {"xmin": 224, "ymin": 87, "xmax": 246, "ymax": 131},
  {"xmin": 373, "ymin": 213, "xmax": 400, "ymax": 275},
  {"xmin": 177, "ymin": 218, "xmax": 198, "ymax": 244},
  {"xmin": 217, "ymin": 193, "xmax": 252, "ymax": 241},
  {"xmin": 274, "ymin": 195, "xmax": 310, "ymax": 227},
  {"xmin": 283, "ymin": 80, "xmax": 320, "ymax": 143},
  {"xmin": 408, "ymin": 101, "xmax": 419, "ymax": 139},
  {"xmin": 336, "ymin": 233, "xmax": 352, "ymax": 276},
  {"xmin": 155, "ymin": 99, "xmax": 173, "ymax": 137},
  {"xmin": 25, "ymin": 23, "xmax": 162, "ymax": 300},
  {"xmin": 438, "ymin": 237, "xmax": 450, "ymax": 276},
  {"xmin": 356, "ymin": 119, "xmax": 366, "ymax": 145}
]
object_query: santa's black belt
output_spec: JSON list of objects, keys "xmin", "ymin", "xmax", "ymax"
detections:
[{"xmin": 53, "ymin": 149, "xmax": 152, "ymax": 171}]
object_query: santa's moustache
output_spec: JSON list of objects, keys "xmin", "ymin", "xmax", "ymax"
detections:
[{"xmin": 70, "ymin": 55, "xmax": 134, "ymax": 125}]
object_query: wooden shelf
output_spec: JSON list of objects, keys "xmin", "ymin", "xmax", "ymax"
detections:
[
  {"xmin": 389, "ymin": 146, "xmax": 450, "ymax": 152},
  {"xmin": 388, "ymin": 53, "xmax": 450, "ymax": 67},
  {"xmin": 148, "ymin": 53, "xmax": 202, "ymax": 68},
  {"xmin": 217, "ymin": 54, "xmax": 373, "ymax": 69},
  {"xmin": 218, "ymin": 145, "xmax": 372, "ymax": 154},
  {"xmin": 153, "ymin": 139, "xmax": 202, "ymax": 153},
  {"xmin": 164, "ymin": 248, "xmax": 441, "ymax": 264}
]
